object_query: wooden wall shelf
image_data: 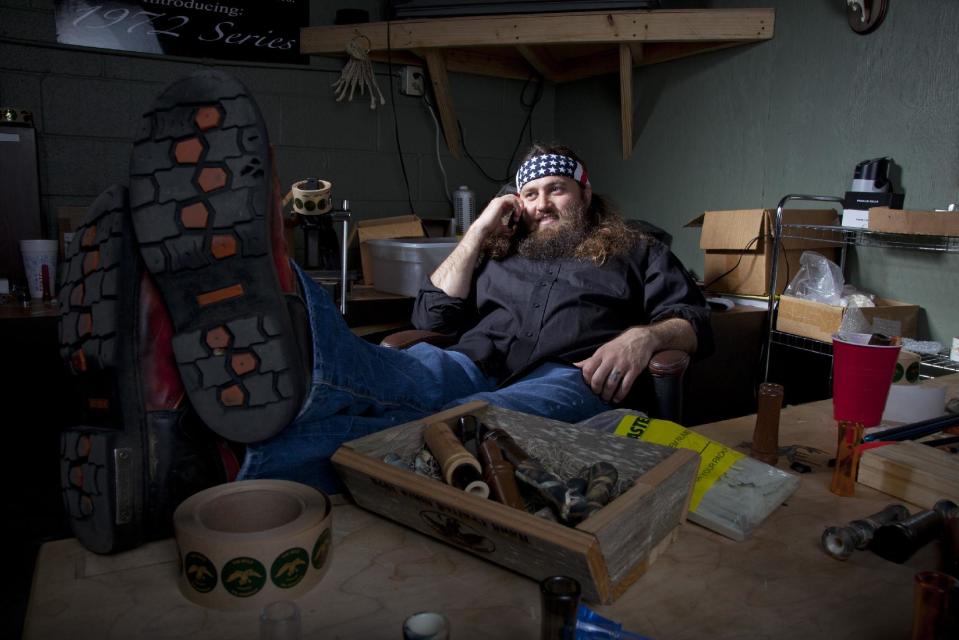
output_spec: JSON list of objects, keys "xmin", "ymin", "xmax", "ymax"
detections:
[{"xmin": 301, "ymin": 9, "xmax": 774, "ymax": 159}]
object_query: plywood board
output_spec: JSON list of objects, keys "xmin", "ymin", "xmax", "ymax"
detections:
[{"xmin": 857, "ymin": 441, "xmax": 959, "ymax": 508}]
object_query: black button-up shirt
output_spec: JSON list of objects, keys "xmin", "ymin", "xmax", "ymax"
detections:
[{"xmin": 412, "ymin": 238, "xmax": 712, "ymax": 384}]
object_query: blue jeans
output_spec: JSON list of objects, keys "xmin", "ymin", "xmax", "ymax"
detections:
[{"xmin": 237, "ymin": 264, "xmax": 611, "ymax": 493}]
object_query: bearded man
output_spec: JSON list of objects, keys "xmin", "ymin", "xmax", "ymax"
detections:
[
  {"xmin": 418, "ymin": 144, "xmax": 710, "ymax": 406},
  {"xmin": 239, "ymin": 143, "xmax": 712, "ymax": 490}
]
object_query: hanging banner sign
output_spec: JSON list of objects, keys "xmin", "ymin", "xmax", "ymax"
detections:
[{"xmin": 54, "ymin": 0, "xmax": 309, "ymax": 64}]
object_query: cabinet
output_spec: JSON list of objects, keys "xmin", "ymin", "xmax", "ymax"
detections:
[{"xmin": 762, "ymin": 194, "xmax": 959, "ymax": 383}]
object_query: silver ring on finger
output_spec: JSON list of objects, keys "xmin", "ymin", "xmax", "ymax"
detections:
[{"xmin": 608, "ymin": 369, "xmax": 622, "ymax": 383}]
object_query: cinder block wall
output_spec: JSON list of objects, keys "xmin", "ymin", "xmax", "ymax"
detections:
[{"xmin": 0, "ymin": 0, "xmax": 555, "ymax": 247}]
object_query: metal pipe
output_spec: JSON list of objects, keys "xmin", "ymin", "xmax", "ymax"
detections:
[
  {"xmin": 331, "ymin": 201, "xmax": 351, "ymax": 316},
  {"xmin": 763, "ymin": 193, "xmax": 845, "ymax": 382}
]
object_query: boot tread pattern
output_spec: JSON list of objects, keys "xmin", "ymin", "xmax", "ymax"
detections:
[
  {"xmin": 61, "ymin": 429, "xmax": 119, "ymax": 554},
  {"xmin": 58, "ymin": 187, "xmax": 127, "ymax": 374},
  {"xmin": 57, "ymin": 191, "xmax": 140, "ymax": 554},
  {"xmin": 128, "ymin": 70, "xmax": 304, "ymax": 443}
]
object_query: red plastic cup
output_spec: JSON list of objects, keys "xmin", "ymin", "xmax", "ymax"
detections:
[{"xmin": 832, "ymin": 333, "xmax": 901, "ymax": 427}]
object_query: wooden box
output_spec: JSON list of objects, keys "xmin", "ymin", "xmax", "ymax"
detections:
[
  {"xmin": 776, "ymin": 294, "xmax": 919, "ymax": 343},
  {"xmin": 331, "ymin": 401, "xmax": 698, "ymax": 603}
]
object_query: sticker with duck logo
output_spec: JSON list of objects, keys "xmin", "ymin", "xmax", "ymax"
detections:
[
  {"xmin": 311, "ymin": 529, "xmax": 332, "ymax": 569},
  {"xmin": 183, "ymin": 551, "xmax": 217, "ymax": 593},
  {"xmin": 271, "ymin": 547, "xmax": 309, "ymax": 589},
  {"xmin": 222, "ymin": 556, "xmax": 266, "ymax": 598}
]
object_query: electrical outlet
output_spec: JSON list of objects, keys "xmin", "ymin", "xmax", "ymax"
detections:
[{"xmin": 400, "ymin": 65, "xmax": 425, "ymax": 97}]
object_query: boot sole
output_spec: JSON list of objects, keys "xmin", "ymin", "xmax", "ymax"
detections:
[
  {"xmin": 59, "ymin": 187, "xmax": 228, "ymax": 554},
  {"xmin": 129, "ymin": 70, "xmax": 305, "ymax": 443},
  {"xmin": 58, "ymin": 186, "xmax": 147, "ymax": 553}
]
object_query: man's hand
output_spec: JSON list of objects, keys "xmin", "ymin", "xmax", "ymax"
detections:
[
  {"xmin": 430, "ymin": 194, "xmax": 522, "ymax": 299},
  {"xmin": 574, "ymin": 327, "xmax": 656, "ymax": 404},
  {"xmin": 470, "ymin": 193, "xmax": 522, "ymax": 240},
  {"xmin": 574, "ymin": 318, "xmax": 698, "ymax": 404}
]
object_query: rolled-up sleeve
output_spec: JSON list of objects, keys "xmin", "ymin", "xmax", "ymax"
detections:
[
  {"xmin": 412, "ymin": 275, "xmax": 477, "ymax": 334},
  {"xmin": 641, "ymin": 241, "xmax": 714, "ymax": 359}
]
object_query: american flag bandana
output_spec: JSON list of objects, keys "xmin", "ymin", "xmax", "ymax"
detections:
[{"xmin": 515, "ymin": 154, "xmax": 590, "ymax": 192}]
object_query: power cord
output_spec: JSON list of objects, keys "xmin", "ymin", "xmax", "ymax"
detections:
[
  {"xmin": 457, "ymin": 75, "xmax": 544, "ymax": 184},
  {"xmin": 422, "ymin": 96, "xmax": 453, "ymax": 204},
  {"xmin": 385, "ymin": 20, "xmax": 416, "ymax": 214},
  {"xmin": 703, "ymin": 236, "xmax": 760, "ymax": 291}
]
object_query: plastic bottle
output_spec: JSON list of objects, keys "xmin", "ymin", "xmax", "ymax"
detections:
[{"xmin": 453, "ymin": 185, "xmax": 475, "ymax": 235}]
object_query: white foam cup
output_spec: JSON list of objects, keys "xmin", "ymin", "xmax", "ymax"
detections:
[{"xmin": 20, "ymin": 239, "xmax": 59, "ymax": 299}]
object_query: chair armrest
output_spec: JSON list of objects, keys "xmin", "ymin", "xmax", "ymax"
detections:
[
  {"xmin": 380, "ymin": 330, "xmax": 457, "ymax": 350},
  {"xmin": 647, "ymin": 349, "xmax": 690, "ymax": 423},
  {"xmin": 648, "ymin": 349, "xmax": 690, "ymax": 378}
]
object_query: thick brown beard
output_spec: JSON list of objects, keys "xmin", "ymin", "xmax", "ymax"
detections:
[
  {"xmin": 483, "ymin": 200, "xmax": 589, "ymax": 261},
  {"xmin": 516, "ymin": 201, "xmax": 588, "ymax": 261},
  {"xmin": 481, "ymin": 195, "xmax": 640, "ymax": 264}
]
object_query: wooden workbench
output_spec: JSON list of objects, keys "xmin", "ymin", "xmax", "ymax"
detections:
[{"xmin": 24, "ymin": 377, "xmax": 958, "ymax": 639}]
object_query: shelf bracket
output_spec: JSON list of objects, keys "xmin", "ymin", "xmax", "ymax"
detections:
[
  {"xmin": 619, "ymin": 43, "xmax": 635, "ymax": 160},
  {"xmin": 515, "ymin": 45, "xmax": 562, "ymax": 82},
  {"xmin": 421, "ymin": 49, "xmax": 462, "ymax": 158}
]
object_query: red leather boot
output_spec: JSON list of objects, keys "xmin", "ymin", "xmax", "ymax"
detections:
[
  {"xmin": 129, "ymin": 69, "xmax": 309, "ymax": 444},
  {"xmin": 58, "ymin": 185, "xmax": 232, "ymax": 554}
]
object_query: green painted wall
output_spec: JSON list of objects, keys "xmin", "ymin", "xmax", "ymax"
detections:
[{"xmin": 558, "ymin": 0, "xmax": 959, "ymax": 346}]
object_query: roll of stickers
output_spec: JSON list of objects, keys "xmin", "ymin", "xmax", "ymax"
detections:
[
  {"xmin": 291, "ymin": 179, "xmax": 333, "ymax": 215},
  {"xmin": 893, "ymin": 350, "xmax": 921, "ymax": 385},
  {"xmin": 173, "ymin": 479, "xmax": 333, "ymax": 610}
]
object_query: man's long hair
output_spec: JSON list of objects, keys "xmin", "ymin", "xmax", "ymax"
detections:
[{"xmin": 486, "ymin": 143, "xmax": 641, "ymax": 264}]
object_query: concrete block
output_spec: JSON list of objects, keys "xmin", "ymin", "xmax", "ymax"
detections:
[
  {"xmin": 279, "ymin": 94, "xmax": 379, "ymax": 150},
  {"xmin": 0, "ymin": 70, "xmax": 44, "ymax": 128},
  {"xmin": 0, "ymin": 41, "xmax": 49, "ymax": 73},
  {"xmin": 0, "ymin": 6, "xmax": 53, "ymax": 41},
  {"xmin": 323, "ymin": 149, "xmax": 420, "ymax": 202},
  {"xmin": 0, "ymin": 40, "xmax": 104, "ymax": 76},
  {"xmin": 377, "ymin": 101, "xmax": 439, "ymax": 156},
  {"xmin": 41, "ymin": 76, "xmax": 153, "ymax": 138},
  {"xmin": 418, "ymin": 154, "xmax": 499, "ymax": 205},
  {"xmin": 102, "ymin": 57, "xmax": 201, "ymax": 84},
  {"xmin": 45, "ymin": 48, "xmax": 105, "ymax": 77},
  {"xmin": 272, "ymin": 145, "xmax": 331, "ymax": 193},
  {"xmin": 38, "ymin": 135, "xmax": 130, "ymax": 199}
]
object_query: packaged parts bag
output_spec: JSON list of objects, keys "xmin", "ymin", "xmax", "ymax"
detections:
[
  {"xmin": 784, "ymin": 251, "xmax": 844, "ymax": 306},
  {"xmin": 576, "ymin": 410, "xmax": 800, "ymax": 541}
]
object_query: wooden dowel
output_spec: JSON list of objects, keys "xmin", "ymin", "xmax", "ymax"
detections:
[{"xmin": 423, "ymin": 421, "xmax": 489, "ymax": 498}]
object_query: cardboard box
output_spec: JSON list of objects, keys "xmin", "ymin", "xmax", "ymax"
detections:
[
  {"xmin": 868, "ymin": 207, "xmax": 959, "ymax": 237},
  {"xmin": 686, "ymin": 209, "xmax": 839, "ymax": 296},
  {"xmin": 841, "ymin": 192, "xmax": 904, "ymax": 229},
  {"xmin": 775, "ymin": 295, "xmax": 919, "ymax": 343},
  {"xmin": 332, "ymin": 401, "xmax": 698, "ymax": 604},
  {"xmin": 349, "ymin": 215, "xmax": 425, "ymax": 285}
]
